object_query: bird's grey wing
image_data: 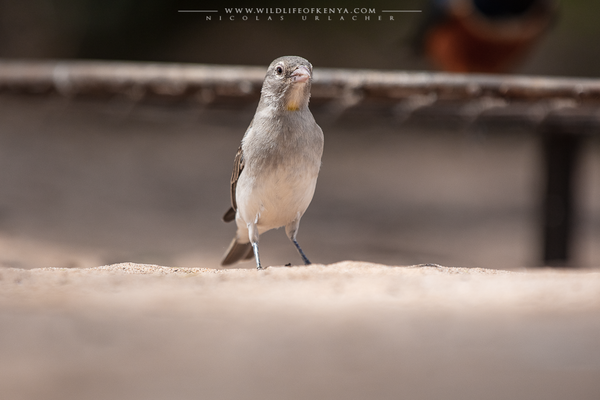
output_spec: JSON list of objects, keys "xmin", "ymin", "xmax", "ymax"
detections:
[
  {"xmin": 222, "ymin": 145, "xmax": 244, "ymax": 222},
  {"xmin": 223, "ymin": 119, "xmax": 254, "ymax": 222}
]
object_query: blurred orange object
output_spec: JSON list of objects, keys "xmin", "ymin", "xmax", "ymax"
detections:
[{"xmin": 421, "ymin": 0, "xmax": 556, "ymax": 73}]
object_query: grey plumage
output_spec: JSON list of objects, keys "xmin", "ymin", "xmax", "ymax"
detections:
[{"xmin": 221, "ymin": 56, "xmax": 324, "ymax": 269}]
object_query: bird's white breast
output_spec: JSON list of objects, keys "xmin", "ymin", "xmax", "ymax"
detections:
[{"xmin": 236, "ymin": 108, "xmax": 323, "ymax": 233}]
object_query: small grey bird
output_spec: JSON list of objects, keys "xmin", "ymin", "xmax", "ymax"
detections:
[{"xmin": 221, "ymin": 56, "xmax": 324, "ymax": 269}]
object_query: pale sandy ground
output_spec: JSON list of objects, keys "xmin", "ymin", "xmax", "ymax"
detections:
[{"xmin": 1, "ymin": 261, "xmax": 600, "ymax": 400}]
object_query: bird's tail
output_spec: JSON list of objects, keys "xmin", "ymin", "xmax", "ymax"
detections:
[{"xmin": 221, "ymin": 238, "xmax": 254, "ymax": 266}]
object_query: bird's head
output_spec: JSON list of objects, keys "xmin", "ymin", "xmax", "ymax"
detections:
[{"xmin": 260, "ymin": 56, "xmax": 313, "ymax": 112}]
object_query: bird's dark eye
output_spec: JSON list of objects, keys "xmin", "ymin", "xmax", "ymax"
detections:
[{"xmin": 275, "ymin": 66, "xmax": 284, "ymax": 75}]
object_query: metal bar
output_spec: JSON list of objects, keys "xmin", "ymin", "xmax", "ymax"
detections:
[
  {"xmin": 540, "ymin": 133, "xmax": 583, "ymax": 265},
  {"xmin": 0, "ymin": 61, "xmax": 266, "ymax": 99},
  {"xmin": 538, "ymin": 108, "xmax": 593, "ymax": 266},
  {"xmin": 1, "ymin": 60, "xmax": 600, "ymax": 104}
]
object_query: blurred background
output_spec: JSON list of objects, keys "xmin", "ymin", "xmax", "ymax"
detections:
[{"xmin": 0, "ymin": 0, "xmax": 598, "ymax": 269}]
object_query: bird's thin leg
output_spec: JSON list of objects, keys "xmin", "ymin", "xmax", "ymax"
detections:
[
  {"xmin": 248, "ymin": 222, "xmax": 262, "ymax": 270},
  {"xmin": 292, "ymin": 238, "xmax": 311, "ymax": 265},
  {"xmin": 286, "ymin": 219, "xmax": 311, "ymax": 265},
  {"xmin": 252, "ymin": 242, "xmax": 262, "ymax": 270}
]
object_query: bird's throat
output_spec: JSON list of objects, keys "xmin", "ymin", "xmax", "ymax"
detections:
[{"xmin": 285, "ymin": 83, "xmax": 307, "ymax": 111}]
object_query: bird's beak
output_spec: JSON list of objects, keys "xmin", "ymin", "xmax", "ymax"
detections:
[{"xmin": 291, "ymin": 66, "xmax": 311, "ymax": 83}]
